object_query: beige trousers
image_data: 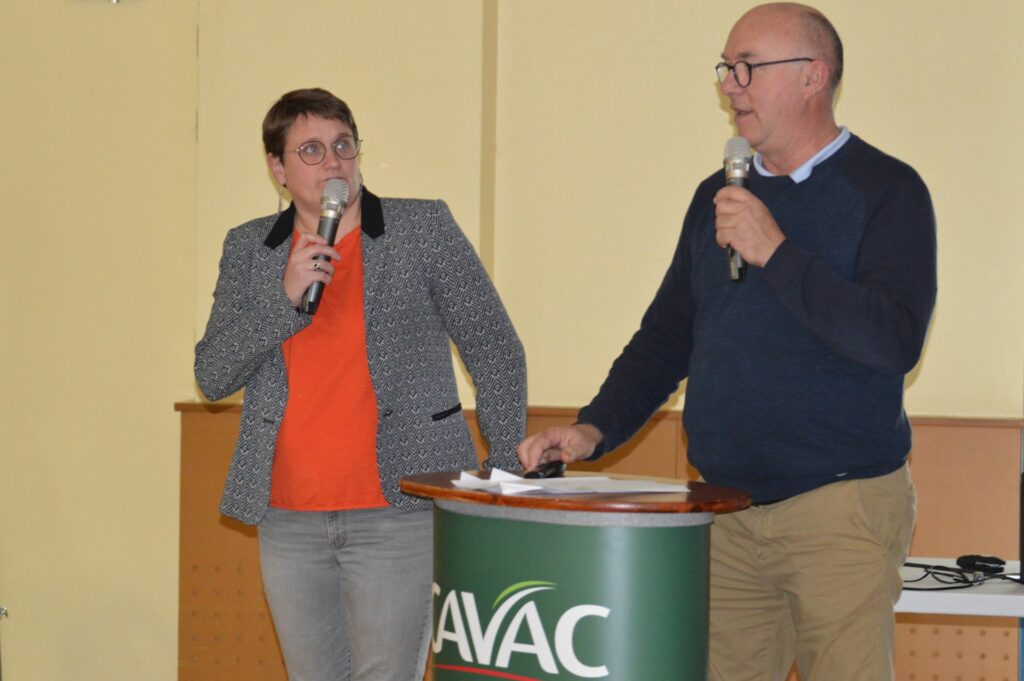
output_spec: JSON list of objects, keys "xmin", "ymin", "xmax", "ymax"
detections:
[{"xmin": 708, "ymin": 464, "xmax": 915, "ymax": 681}]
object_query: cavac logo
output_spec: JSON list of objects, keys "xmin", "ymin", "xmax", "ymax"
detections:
[{"xmin": 432, "ymin": 580, "xmax": 610, "ymax": 678}]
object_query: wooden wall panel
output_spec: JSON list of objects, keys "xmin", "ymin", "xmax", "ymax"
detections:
[
  {"xmin": 178, "ymin": 406, "xmax": 286, "ymax": 681},
  {"xmin": 177, "ymin": 404, "xmax": 1022, "ymax": 681},
  {"xmin": 907, "ymin": 420, "xmax": 1021, "ymax": 558}
]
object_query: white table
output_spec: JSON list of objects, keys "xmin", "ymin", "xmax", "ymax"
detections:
[{"xmin": 896, "ymin": 557, "xmax": 1024, "ymax": 617}]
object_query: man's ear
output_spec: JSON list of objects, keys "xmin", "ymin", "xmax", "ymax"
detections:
[{"xmin": 803, "ymin": 60, "xmax": 831, "ymax": 99}]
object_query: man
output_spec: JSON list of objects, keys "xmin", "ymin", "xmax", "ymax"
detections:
[{"xmin": 517, "ymin": 4, "xmax": 936, "ymax": 680}]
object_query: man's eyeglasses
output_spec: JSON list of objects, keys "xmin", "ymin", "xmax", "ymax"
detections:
[
  {"xmin": 715, "ymin": 57, "xmax": 813, "ymax": 88},
  {"xmin": 287, "ymin": 136, "xmax": 361, "ymax": 165}
]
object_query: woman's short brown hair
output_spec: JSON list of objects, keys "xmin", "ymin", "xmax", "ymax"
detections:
[{"xmin": 262, "ymin": 88, "xmax": 359, "ymax": 158}]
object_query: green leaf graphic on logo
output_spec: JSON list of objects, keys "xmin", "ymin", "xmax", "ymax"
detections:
[{"xmin": 493, "ymin": 580, "xmax": 556, "ymax": 609}]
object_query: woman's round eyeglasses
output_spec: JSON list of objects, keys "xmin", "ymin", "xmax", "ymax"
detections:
[{"xmin": 287, "ymin": 136, "xmax": 362, "ymax": 165}]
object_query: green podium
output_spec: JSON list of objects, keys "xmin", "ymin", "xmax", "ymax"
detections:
[{"xmin": 401, "ymin": 472, "xmax": 749, "ymax": 681}]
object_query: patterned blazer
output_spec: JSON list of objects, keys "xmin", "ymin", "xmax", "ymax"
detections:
[{"xmin": 195, "ymin": 188, "xmax": 527, "ymax": 525}]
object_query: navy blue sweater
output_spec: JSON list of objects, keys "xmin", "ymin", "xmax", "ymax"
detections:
[{"xmin": 579, "ymin": 135, "xmax": 937, "ymax": 502}]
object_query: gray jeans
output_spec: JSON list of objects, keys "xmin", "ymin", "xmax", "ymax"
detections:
[{"xmin": 258, "ymin": 506, "xmax": 434, "ymax": 681}]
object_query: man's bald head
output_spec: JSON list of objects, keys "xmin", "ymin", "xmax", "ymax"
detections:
[{"xmin": 737, "ymin": 3, "xmax": 843, "ymax": 92}]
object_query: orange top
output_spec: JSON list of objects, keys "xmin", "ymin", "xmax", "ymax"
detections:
[{"xmin": 270, "ymin": 226, "xmax": 387, "ymax": 510}]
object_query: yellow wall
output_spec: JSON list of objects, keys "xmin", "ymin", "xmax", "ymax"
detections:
[
  {"xmin": 495, "ymin": 0, "xmax": 1024, "ymax": 417},
  {"xmin": 0, "ymin": 2, "xmax": 197, "ymax": 679},
  {"xmin": 0, "ymin": 1, "xmax": 1020, "ymax": 680}
]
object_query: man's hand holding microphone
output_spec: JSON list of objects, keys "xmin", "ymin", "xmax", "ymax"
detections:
[{"xmin": 516, "ymin": 423, "xmax": 605, "ymax": 473}]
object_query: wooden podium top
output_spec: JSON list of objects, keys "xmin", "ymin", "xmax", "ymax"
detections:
[{"xmin": 400, "ymin": 471, "xmax": 750, "ymax": 515}]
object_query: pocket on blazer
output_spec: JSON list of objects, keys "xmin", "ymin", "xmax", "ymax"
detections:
[{"xmin": 430, "ymin": 403, "xmax": 462, "ymax": 422}]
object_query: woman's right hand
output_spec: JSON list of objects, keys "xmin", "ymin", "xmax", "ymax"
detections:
[{"xmin": 283, "ymin": 232, "xmax": 340, "ymax": 307}]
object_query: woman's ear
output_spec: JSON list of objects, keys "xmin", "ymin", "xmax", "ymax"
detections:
[{"xmin": 267, "ymin": 152, "xmax": 287, "ymax": 188}]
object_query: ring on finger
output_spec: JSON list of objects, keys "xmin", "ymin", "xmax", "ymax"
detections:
[{"xmin": 312, "ymin": 261, "xmax": 321, "ymax": 272}]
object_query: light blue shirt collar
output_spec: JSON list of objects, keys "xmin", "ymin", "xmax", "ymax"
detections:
[{"xmin": 753, "ymin": 127, "xmax": 851, "ymax": 183}]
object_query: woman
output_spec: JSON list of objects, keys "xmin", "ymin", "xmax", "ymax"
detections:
[{"xmin": 195, "ymin": 88, "xmax": 526, "ymax": 681}]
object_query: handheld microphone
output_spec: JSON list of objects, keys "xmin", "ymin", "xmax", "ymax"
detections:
[
  {"xmin": 723, "ymin": 137, "xmax": 752, "ymax": 282},
  {"xmin": 523, "ymin": 460, "xmax": 566, "ymax": 479},
  {"xmin": 301, "ymin": 178, "xmax": 349, "ymax": 314}
]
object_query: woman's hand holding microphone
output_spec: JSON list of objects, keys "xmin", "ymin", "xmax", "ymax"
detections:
[{"xmin": 283, "ymin": 232, "xmax": 340, "ymax": 308}]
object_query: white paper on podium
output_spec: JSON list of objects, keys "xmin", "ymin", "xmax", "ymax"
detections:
[{"xmin": 451, "ymin": 469, "xmax": 689, "ymax": 495}]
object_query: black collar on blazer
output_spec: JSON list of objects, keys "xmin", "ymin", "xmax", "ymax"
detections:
[{"xmin": 262, "ymin": 186, "xmax": 385, "ymax": 249}]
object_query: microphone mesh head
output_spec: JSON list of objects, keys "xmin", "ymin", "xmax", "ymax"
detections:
[
  {"xmin": 322, "ymin": 178, "xmax": 349, "ymax": 209},
  {"xmin": 724, "ymin": 136, "xmax": 752, "ymax": 160}
]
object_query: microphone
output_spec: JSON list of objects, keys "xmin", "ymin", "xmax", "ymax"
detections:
[
  {"xmin": 301, "ymin": 178, "xmax": 349, "ymax": 314},
  {"xmin": 723, "ymin": 136, "xmax": 752, "ymax": 282}
]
